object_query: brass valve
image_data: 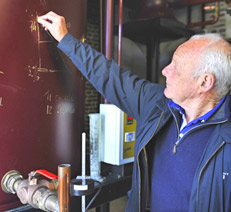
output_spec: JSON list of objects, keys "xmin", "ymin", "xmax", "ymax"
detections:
[{"xmin": 1, "ymin": 169, "xmax": 58, "ymax": 212}]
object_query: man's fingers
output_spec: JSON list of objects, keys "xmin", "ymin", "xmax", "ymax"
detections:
[
  {"xmin": 37, "ymin": 11, "xmax": 67, "ymax": 42},
  {"xmin": 48, "ymin": 11, "xmax": 59, "ymax": 18},
  {"xmin": 38, "ymin": 11, "xmax": 61, "ymax": 23},
  {"xmin": 37, "ymin": 18, "xmax": 52, "ymax": 30}
]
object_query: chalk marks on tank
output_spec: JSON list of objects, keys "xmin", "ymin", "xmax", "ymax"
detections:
[
  {"xmin": 26, "ymin": 12, "xmax": 60, "ymax": 82},
  {"xmin": 26, "ymin": 11, "xmax": 75, "ymax": 116},
  {"xmin": 26, "ymin": 65, "xmax": 59, "ymax": 82},
  {"xmin": 43, "ymin": 89, "xmax": 75, "ymax": 115}
]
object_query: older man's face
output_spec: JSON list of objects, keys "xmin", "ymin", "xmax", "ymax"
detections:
[{"xmin": 161, "ymin": 39, "xmax": 205, "ymax": 105}]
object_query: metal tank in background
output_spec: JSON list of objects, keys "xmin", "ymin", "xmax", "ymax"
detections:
[{"xmin": 0, "ymin": 0, "xmax": 86, "ymax": 211}]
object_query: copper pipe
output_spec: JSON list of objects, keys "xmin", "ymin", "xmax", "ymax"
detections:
[
  {"xmin": 104, "ymin": 0, "xmax": 114, "ymax": 104},
  {"xmin": 100, "ymin": 0, "xmax": 104, "ymax": 54},
  {"xmin": 118, "ymin": 0, "xmax": 123, "ymax": 66},
  {"xmin": 58, "ymin": 164, "xmax": 71, "ymax": 212},
  {"xmin": 168, "ymin": 0, "xmax": 220, "ymax": 28},
  {"xmin": 169, "ymin": 0, "xmax": 219, "ymax": 7},
  {"xmin": 105, "ymin": 0, "xmax": 114, "ymax": 59},
  {"xmin": 187, "ymin": 1, "xmax": 220, "ymax": 28},
  {"xmin": 187, "ymin": 15, "xmax": 219, "ymax": 27}
]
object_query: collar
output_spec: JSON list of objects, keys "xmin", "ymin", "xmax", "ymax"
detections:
[
  {"xmin": 169, "ymin": 95, "xmax": 228, "ymax": 143},
  {"xmin": 168, "ymin": 95, "xmax": 227, "ymax": 126}
]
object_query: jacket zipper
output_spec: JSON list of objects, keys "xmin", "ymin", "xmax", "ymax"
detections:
[
  {"xmin": 170, "ymin": 104, "xmax": 228, "ymax": 154},
  {"xmin": 143, "ymin": 147, "xmax": 150, "ymax": 211},
  {"xmin": 137, "ymin": 112, "xmax": 164, "ymax": 212},
  {"xmin": 172, "ymin": 120, "xmax": 227, "ymax": 154},
  {"xmin": 196, "ymin": 141, "xmax": 226, "ymax": 211},
  {"xmin": 170, "ymin": 109, "xmax": 180, "ymax": 154}
]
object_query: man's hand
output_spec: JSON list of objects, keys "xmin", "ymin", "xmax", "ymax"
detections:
[{"xmin": 38, "ymin": 11, "xmax": 68, "ymax": 42}]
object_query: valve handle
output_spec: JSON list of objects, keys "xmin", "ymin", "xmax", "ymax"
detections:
[{"xmin": 36, "ymin": 170, "xmax": 57, "ymax": 180}]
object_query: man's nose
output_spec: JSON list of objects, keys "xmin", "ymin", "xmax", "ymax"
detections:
[{"xmin": 162, "ymin": 65, "xmax": 170, "ymax": 77}]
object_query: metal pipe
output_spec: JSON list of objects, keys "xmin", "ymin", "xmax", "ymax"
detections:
[
  {"xmin": 1, "ymin": 170, "xmax": 58, "ymax": 212},
  {"xmin": 82, "ymin": 133, "xmax": 86, "ymax": 179},
  {"xmin": 44, "ymin": 195, "xmax": 57, "ymax": 211},
  {"xmin": 100, "ymin": 0, "xmax": 104, "ymax": 54},
  {"xmin": 187, "ymin": 1, "xmax": 219, "ymax": 28},
  {"xmin": 169, "ymin": 0, "xmax": 219, "ymax": 7},
  {"xmin": 82, "ymin": 132, "xmax": 86, "ymax": 212},
  {"xmin": 104, "ymin": 0, "xmax": 114, "ymax": 104},
  {"xmin": 168, "ymin": 0, "xmax": 220, "ymax": 28},
  {"xmin": 58, "ymin": 164, "xmax": 71, "ymax": 212},
  {"xmin": 105, "ymin": 0, "xmax": 114, "ymax": 59},
  {"xmin": 118, "ymin": 0, "xmax": 123, "ymax": 66}
]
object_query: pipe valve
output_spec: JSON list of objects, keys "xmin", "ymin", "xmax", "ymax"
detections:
[{"xmin": 1, "ymin": 169, "xmax": 59, "ymax": 212}]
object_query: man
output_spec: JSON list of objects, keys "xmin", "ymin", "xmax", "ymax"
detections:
[{"xmin": 38, "ymin": 12, "xmax": 231, "ymax": 212}]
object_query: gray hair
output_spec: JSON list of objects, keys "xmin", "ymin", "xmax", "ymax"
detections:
[{"xmin": 190, "ymin": 33, "xmax": 231, "ymax": 97}]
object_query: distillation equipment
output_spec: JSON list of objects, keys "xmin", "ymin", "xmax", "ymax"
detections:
[{"xmin": 1, "ymin": 133, "xmax": 101, "ymax": 212}]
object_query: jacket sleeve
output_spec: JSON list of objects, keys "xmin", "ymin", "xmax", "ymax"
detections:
[{"xmin": 58, "ymin": 33, "xmax": 164, "ymax": 121}]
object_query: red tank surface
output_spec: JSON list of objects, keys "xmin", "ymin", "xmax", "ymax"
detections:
[{"xmin": 0, "ymin": 0, "xmax": 86, "ymax": 210}]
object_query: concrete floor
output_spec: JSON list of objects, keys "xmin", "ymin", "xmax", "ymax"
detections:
[{"xmin": 87, "ymin": 195, "xmax": 128, "ymax": 212}]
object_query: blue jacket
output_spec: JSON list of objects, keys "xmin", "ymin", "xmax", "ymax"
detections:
[{"xmin": 58, "ymin": 33, "xmax": 231, "ymax": 212}]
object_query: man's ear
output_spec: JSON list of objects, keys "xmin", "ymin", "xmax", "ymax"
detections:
[{"xmin": 199, "ymin": 73, "xmax": 215, "ymax": 92}]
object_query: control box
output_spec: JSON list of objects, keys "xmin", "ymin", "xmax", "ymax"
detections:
[{"xmin": 100, "ymin": 104, "xmax": 136, "ymax": 165}]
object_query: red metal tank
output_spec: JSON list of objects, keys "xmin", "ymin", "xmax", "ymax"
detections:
[{"xmin": 0, "ymin": 0, "xmax": 86, "ymax": 211}]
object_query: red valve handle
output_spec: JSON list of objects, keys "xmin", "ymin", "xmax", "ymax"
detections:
[{"xmin": 36, "ymin": 170, "xmax": 58, "ymax": 180}]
